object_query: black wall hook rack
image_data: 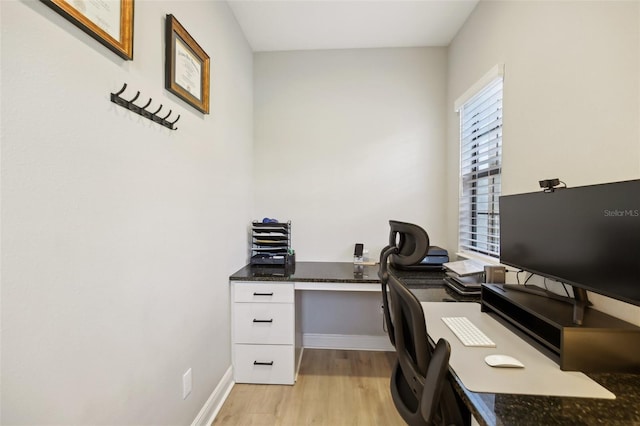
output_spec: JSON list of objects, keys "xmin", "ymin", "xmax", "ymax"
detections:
[{"xmin": 110, "ymin": 83, "xmax": 180, "ymax": 130}]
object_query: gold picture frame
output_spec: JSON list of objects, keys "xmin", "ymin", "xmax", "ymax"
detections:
[
  {"xmin": 41, "ymin": 0, "xmax": 134, "ymax": 60},
  {"xmin": 165, "ymin": 14, "xmax": 210, "ymax": 114}
]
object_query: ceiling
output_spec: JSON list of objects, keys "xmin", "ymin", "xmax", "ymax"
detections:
[{"xmin": 227, "ymin": 0, "xmax": 479, "ymax": 52}]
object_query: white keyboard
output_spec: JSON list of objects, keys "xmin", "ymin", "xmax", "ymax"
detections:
[{"xmin": 441, "ymin": 316, "xmax": 496, "ymax": 347}]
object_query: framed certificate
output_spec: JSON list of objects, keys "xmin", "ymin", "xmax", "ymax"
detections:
[
  {"xmin": 165, "ymin": 14, "xmax": 210, "ymax": 114},
  {"xmin": 41, "ymin": 0, "xmax": 134, "ymax": 60}
]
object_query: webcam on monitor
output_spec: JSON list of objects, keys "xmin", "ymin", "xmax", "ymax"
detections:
[{"xmin": 539, "ymin": 178, "xmax": 565, "ymax": 192}]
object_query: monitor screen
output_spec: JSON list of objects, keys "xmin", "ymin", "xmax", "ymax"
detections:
[{"xmin": 499, "ymin": 179, "xmax": 640, "ymax": 306}]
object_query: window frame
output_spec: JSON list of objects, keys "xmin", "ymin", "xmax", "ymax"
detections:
[{"xmin": 455, "ymin": 65, "xmax": 504, "ymax": 259}]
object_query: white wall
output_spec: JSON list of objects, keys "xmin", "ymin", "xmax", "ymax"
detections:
[
  {"xmin": 1, "ymin": 1, "xmax": 253, "ymax": 424},
  {"xmin": 446, "ymin": 1, "xmax": 640, "ymax": 324},
  {"xmin": 254, "ymin": 47, "xmax": 448, "ymax": 262},
  {"xmin": 253, "ymin": 47, "xmax": 448, "ymax": 340}
]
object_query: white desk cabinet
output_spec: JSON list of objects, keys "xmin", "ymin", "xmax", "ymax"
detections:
[{"xmin": 231, "ymin": 281, "xmax": 301, "ymax": 385}]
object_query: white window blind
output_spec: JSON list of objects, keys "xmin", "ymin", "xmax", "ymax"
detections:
[{"xmin": 458, "ymin": 77, "xmax": 503, "ymax": 258}]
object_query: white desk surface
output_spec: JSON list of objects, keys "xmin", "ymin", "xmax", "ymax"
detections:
[{"xmin": 422, "ymin": 302, "xmax": 615, "ymax": 399}]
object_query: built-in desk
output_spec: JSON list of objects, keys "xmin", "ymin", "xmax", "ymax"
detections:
[
  {"xmin": 229, "ymin": 261, "xmax": 467, "ymax": 384},
  {"xmin": 230, "ymin": 262, "xmax": 640, "ymax": 425}
]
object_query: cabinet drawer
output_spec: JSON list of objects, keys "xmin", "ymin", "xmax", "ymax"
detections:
[
  {"xmin": 233, "ymin": 282, "xmax": 294, "ymax": 303},
  {"xmin": 234, "ymin": 344, "xmax": 294, "ymax": 384},
  {"xmin": 234, "ymin": 303, "xmax": 294, "ymax": 344}
]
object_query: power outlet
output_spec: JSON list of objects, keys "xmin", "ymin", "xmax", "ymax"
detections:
[{"xmin": 182, "ymin": 368, "xmax": 192, "ymax": 400}]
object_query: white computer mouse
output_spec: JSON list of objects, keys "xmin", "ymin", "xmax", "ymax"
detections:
[{"xmin": 484, "ymin": 354, "xmax": 525, "ymax": 368}]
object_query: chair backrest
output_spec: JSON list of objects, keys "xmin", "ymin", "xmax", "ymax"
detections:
[
  {"xmin": 379, "ymin": 220, "xmax": 430, "ymax": 347},
  {"xmin": 388, "ymin": 273, "xmax": 431, "ymax": 393},
  {"xmin": 387, "ymin": 273, "xmax": 465, "ymax": 426},
  {"xmin": 379, "ymin": 244, "xmax": 398, "ymax": 346},
  {"xmin": 388, "ymin": 220, "xmax": 430, "ymax": 267}
]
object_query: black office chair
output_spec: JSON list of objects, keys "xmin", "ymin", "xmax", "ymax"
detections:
[
  {"xmin": 388, "ymin": 274, "xmax": 465, "ymax": 426},
  {"xmin": 379, "ymin": 220, "xmax": 430, "ymax": 346},
  {"xmin": 378, "ymin": 220, "xmax": 466, "ymax": 426}
]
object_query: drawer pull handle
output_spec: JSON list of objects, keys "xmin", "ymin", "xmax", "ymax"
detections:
[
  {"xmin": 253, "ymin": 318, "xmax": 273, "ymax": 323},
  {"xmin": 253, "ymin": 361, "xmax": 274, "ymax": 366},
  {"xmin": 253, "ymin": 292, "xmax": 274, "ymax": 296}
]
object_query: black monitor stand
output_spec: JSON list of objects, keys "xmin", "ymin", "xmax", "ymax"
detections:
[
  {"xmin": 481, "ymin": 283, "xmax": 640, "ymax": 372},
  {"xmin": 502, "ymin": 284, "xmax": 590, "ymax": 325}
]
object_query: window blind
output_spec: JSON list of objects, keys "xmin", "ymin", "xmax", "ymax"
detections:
[{"xmin": 459, "ymin": 77, "xmax": 503, "ymax": 258}]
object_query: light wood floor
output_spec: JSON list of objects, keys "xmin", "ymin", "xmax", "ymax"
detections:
[{"xmin": 213, "ymin": 349, "xmax": 406, "ymax": 426}]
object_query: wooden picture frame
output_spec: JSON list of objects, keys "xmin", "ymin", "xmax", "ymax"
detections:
[
  {"xmin": 165, "ymin": 14, "xmax": 210, "ymax": 114},
  {"xmin": 41, "ymin": 0, "xmax": 134, "ymax": 60}
]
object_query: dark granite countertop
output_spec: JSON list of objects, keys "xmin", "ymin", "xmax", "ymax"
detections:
[
  {"xmin": 453, "ymin": 371, "xmax": 640, "ymax": 426},
  {"xmin": 229, "ymin": 261, "xmax": 477, "ymax": 302},
  {"xmin": 229, "ymin": 261, "xmax": 640, "ymax": 425},
  {"xmin": 231, "ymin": 260, "xmax": 450, "ymax": 283},
  {"xmin": 230, "ymin": 261, "xmax": 382, "ymax": 283}
]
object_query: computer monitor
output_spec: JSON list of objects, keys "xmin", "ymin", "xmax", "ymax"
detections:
[{"xmin": 499, "ymin": 179, "xmax": 640, "ymax": 307}]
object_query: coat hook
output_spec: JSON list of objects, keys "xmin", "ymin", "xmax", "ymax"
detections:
[
  {"xmin": 160, "ymin": 110, "xmax": 176, "ymax": 130},
  {"xmin": 140, "ymin": 98, "xmax": 152, "ymax": 110},
  {"xmin": 110, "ymin": 83, "xmax": 129, "ymax": 107},
  {"xmin": 128, "ymin": 94, "xmax": 147, "ymax": 114},
  {"xmin": 167, "ymin": 114, "xmax": 180, "ymax": 130},
  {"xmin": 151, "ymin": 105, "xmax": 165, "ymax": 123},
  {"xmin": 140, "ymin": 98, "xmax": 154, "ymax": 118},
  {"xmin": 114, "ymin": 83, "xmax": 127, "ymax": 97},
  {"xmin": 128, "ymin": 91, "xmax": 140, "ymax": 104},
  {"xmin": 110, "ymin": 84, "xmax": 181, "ymax": 131}
]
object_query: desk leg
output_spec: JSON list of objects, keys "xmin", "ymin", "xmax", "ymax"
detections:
[{"xmin": 294, "ymin": 291, "xmax": 303, "ymax": 382}]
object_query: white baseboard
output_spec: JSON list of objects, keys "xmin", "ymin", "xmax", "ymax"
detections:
[
  {"xmin": 191, "ymin": 366, "xmax": 234, "ymax": 426},
  {"xmin": 302, "ymin": 333, "xmax": 394, "ymax": 351}
]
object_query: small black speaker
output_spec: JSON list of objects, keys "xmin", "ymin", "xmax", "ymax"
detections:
[{"xmin": 484, "ymin": 265, "xmax": 506, "ymax": 283}]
